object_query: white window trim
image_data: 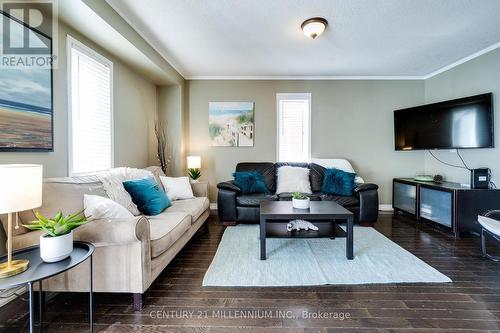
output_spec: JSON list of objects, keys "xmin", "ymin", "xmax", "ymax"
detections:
[
  {"xmin": 67, "ymin": 35, "xmax": 114, "ymax": 176},
  {"xmin": 276, "ymin": 93, "xmax": 312, "ymax": 162}
]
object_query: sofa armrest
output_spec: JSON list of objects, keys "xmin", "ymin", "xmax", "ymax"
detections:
[
  {"xmin": 217, "ymin": 189, "xmax": 238, "ymax": 222},
  {"xmin": 191, "ymin": 181, "xmax": 209, "ymax": 198},
  {"xmin": 483, "ymin": 210, "xmax": 500, "ymax": 221},
  {"xmin": 353, "ymin": 183, "xmax": 379, "ymax": 223},
  {"xmin": 217, "ymin": 180, "xmax": 241, "ymax": 194},
  {"xmin": 353, "ymin": 183, "xmax": 379, "ymax": 194},
  {"xmin": 74, "ymin": 215, "xmax": 150, "ymax": 247}
]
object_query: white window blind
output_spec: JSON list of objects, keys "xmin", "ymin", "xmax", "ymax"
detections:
[
  {"xmin": 68, "ymin": 37, "xmax": 113, "ymax": 175},
  {"xmin": 277, "ymin": 93, "xmax": 311, "ymax": 162}
]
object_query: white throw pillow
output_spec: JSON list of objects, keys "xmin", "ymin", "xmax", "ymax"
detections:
[
  {"xmin": 160, "ymin": 176, "xmax": 194, "ymax": 201},
  {"xmin": 276, "ymin": 166, "xmax": 312, "ymax": 194},
  {"xmin": 83, "ymin": 194, "xmax": 134, "ymax": 220},
  {"xmin": 311, "ymin": 158, "xmax": 365, "ymax": 184}
]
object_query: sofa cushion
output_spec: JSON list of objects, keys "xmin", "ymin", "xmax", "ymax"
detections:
[
  {"xmin": 278, "ymin": 192, "xmax": 321, "ymax": 201},
  {"xmin": 236, "ymin": 193, "xmax": 278, "ymax": 207},
  {"xmin": 322, "ymin": 168, "xmax": 356, "ymax": 196},
  {"xmin": 167, "ymin": 197, "xmax": 209, "ymax": 223},
  {"xmin": 320, "ymin": 194, "xmax": 359, "ymax": 207},
  {"xmin": 148, "ymin": 211, "xmax": 191, "ymax": 258},
  {"xmin": 310, "ymin": 163, "xmax": 326, "ymax": 193}
]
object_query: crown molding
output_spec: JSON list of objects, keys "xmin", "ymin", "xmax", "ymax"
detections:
[
  {"xmin": 185, "ymin": 75, "xmax": 424, "ymax": 80},
  {"xmin": 423, "ymin": 42, "xmax": 500, "ymax": 79}
]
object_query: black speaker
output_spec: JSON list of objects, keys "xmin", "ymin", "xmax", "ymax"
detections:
[{"xmin": 471, "ymin": 168, "xmax": 490, "ymax": 189}]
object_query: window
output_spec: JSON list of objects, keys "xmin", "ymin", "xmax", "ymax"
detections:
[
  {"xmin": 68, "ymin": 36, "xmax": 113, "ymax": 175},
  {"xmin": 277, "ymin": 93, "xmax": 311, "ymax": 162}
]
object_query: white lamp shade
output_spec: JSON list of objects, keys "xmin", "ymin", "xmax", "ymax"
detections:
[
  {"xmin": 0, "ymin": 164, "xmax": 43, "ymax": 214},
  {"xmin": 187, "ymin": 156, "xmax": 201, "ymax": 169}
]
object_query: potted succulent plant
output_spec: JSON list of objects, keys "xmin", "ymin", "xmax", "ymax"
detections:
[
  {"xmin": 292, "ymin": 192, "xmax": 310, "ymax": 210},
  {"xmin": 23, "ymin": 211, "xmax": 88, "ymax": 263}
]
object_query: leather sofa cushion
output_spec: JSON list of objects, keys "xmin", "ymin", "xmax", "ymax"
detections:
[
  {"xmin": 148, "ymin": 212, "xmax": 191, "ymax": 258},
  {"xmin": 310, "ymin": 163, "xmax": 326, "ymax": 193},
  {"xmin": 166, "ymin": 197, "xmax": 209, "ymax": 224},
  {"xmin": 278, "ymin": 192, "xmax": 321, "ymax": 201},
  {"xmin": 236, "ymin": 162, "xmax": 276, "ymax": 192},
  {"xmin": 236, "ymin": 193, "xmax": 278, "ymax": 207},
  {"xmin": 320, "ymin": 194, "xmax": 359, "ymax": 207}
]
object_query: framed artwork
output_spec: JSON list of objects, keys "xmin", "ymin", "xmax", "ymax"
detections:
[
  {"xmin": 209, "ymin": 102, "xmax": 254, "ymax": 147},
  {"xmin": 0, "ymin": 11, "xmax": 53, "ymax": 151}
]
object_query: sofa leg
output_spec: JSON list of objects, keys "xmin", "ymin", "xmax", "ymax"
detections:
[
  {"xmin": 359, "ymin": 221, "xmax": 374, "ymax": 227},
  {"xmin": 222, "ymin": 221, "xmax": 236, "ymax": 226},
  {"xmin": 133, "ymin": 293, "xmax": 143, "ymax": 311}
]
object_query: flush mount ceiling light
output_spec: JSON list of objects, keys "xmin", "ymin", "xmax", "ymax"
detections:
[{"xmin": 301, "ymin": 17, "xmax": 328, "ymax": 39}]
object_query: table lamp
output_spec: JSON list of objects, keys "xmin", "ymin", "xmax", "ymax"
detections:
[
  {"xmin": 187, "ymin": 156, "xmax": 201, "ymax": 181},
  {"xmin": 0, "ymin": 164, "xmax": 42, "ymax": 278}
]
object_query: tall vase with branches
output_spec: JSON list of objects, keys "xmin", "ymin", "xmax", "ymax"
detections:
[{"xmin": 154, "ymin": 120, "xmax": 169, "ymax": 174}]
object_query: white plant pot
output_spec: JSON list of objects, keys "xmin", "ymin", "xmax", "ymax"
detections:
[
  {"xmin": 292, "ymin": 197, "xmax": 310, "ymax": 209},
  {"xmin": 190, "ymin": 178, "xmax": 199, "ymax": 184},
  {"xmin": 40, "ymin": 231, "xmax": 74, "ymax": 263}
]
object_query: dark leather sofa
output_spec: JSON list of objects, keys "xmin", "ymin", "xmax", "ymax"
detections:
[{"xmin": 217, "ymin": 162, "xmax": 379, "ymax": 225}]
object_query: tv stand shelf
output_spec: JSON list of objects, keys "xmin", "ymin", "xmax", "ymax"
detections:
[{"xmin": 393, "ymin": 178, "xmax": 500, "ymax": 237}]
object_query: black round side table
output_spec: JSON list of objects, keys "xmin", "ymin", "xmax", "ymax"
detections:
[{"xmin": 0, "ymin": 242, "xmax": 94, "ymax": 333}]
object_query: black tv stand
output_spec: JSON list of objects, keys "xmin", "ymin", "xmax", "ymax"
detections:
[{"xmin": 393, "ymin": 178, "xmax": 500, "ymax": 237}]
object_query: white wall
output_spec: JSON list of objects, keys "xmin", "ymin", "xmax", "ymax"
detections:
[
  {"xmin": 423, "ymin": 48, "xmax": 500, "ymax": 185},
  {"xmin": 188, "ymin": 80, "xmax": 425, "ymax": 203},
  {"xmin": 0, "ymin": 20, "xmax": 158, "ymax": 178}
]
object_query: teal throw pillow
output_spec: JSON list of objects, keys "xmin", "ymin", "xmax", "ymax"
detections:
[
  {"xmin": 233, "ymin": 171, "xmax": 268, "ymax": 194},
  {"xmin": 123, "ymin": 177, "xmax": 170, "ymax": 215},
  {"xmin": 322, "ymin": 168, "xmax": 356, "ymax": 196}
]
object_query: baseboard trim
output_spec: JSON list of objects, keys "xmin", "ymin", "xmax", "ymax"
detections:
[
  {"xmin": 379, "ymin": 204, "xmax": 394, "ymax": 212},
  {"xmin": 210, "ymin": 202, "xmax": 393, "ymax": 212}
]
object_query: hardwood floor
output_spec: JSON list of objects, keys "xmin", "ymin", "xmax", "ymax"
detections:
[{"xmin": 1, "ymin": 213, "xmax": 500, "ymax": 332}]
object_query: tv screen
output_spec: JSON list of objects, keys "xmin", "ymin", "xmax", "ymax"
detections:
[{"xmin": 394, "ymin": 93, "xmax": 493, "ymax": 150}]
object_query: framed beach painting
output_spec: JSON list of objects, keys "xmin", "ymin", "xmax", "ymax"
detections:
[
  {"xmin": 209, "ymin": 102, "xmax": 254, "ymax": 147},
  {"xmin": 0, "ymin": 11, "xmax": 53, "ymax": 151}
]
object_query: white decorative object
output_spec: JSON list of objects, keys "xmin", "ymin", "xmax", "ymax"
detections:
[
  {"xmin": 160, "ymin": 176, "xmax": 194, "ymax": 201},
  {"xmin": 96, "ymin": 167, "xmax": 154, "ymax": 215},
  {"xmin": 311, "ymin": 158, "xmax": 365, "ymax": 184},
  {"xmin": 276, "ymin": 166, "xmax": 312, "ymax": 194},
  {"xmin": 287, "ymin": 220, "xmax": 319, "ymax": 232},
  {"xmin": 40, "ymin": 230, "xmax": 74, "ymax": 263},
  {"xmin": 292, "ymin": 197, "xmax": 310, "ymax": 209},
  {"xmin": 83, "ymin": 194, "xmax": 133, "ymax": 220}
]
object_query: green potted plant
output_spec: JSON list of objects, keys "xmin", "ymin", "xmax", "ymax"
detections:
[
  {"xmin": 23, "ymin": 211, "xmax": 88, "ymax": 263},
  {"xmin": 292, "ymin": 192, "xmax": 310, "ymax": 209}
]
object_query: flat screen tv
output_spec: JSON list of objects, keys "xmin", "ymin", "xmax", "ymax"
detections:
[{"xmin": 394, "ymin": 93, "xmax": 493, "ymax": 150}]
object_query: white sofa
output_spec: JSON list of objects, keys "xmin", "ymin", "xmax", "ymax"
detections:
[{"xmin": 0, "ymin": 166, "xmax": 209, "ymax": 309}]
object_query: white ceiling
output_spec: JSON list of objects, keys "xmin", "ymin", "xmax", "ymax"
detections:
[{"xmin": 107, "ymin": 0, "xmax": 500, "ymax": 79}]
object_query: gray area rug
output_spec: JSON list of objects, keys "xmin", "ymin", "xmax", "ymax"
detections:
[{"xmin": 203, "ymin": 224, "xmax": 451, "ymax": 287}]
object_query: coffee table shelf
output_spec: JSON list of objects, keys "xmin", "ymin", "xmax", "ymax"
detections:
[
  {"xmin": 260, "ymin": 201, "xmax": 354, "ymax": 260},
  {"xmin": 265, "ymin": 222, "xmax": 346, "ymax": 238}
]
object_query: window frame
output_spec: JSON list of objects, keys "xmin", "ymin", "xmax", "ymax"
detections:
[
  {"xmin": 67, "ymin": 35, "xmax": 114, "ymax": 176},
  {"xmin": 276, "ymin": 93, "xmax": 312, "ymax": 162}
]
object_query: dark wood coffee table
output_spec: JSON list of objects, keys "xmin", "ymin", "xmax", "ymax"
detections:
[{"xmin": 260, "ymin": 201, "xmax": 354, "ymax": 260}]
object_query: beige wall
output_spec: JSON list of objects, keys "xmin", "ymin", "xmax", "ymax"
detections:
[
  {"xmin": 0, "ymin": 20, "xmax": 158, "ymax": 178},
  {"xmin": 424, "ymin": 48, "xmax": 500, "ymax": 185},
  {"xmin": 188, "ymin": 80, "xmax": 425, "ymax": 204}
]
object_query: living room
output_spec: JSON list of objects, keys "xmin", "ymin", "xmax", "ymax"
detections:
[{"xmin": 1, "ymin": 0, "xmax": 500, "ymax": 332}]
